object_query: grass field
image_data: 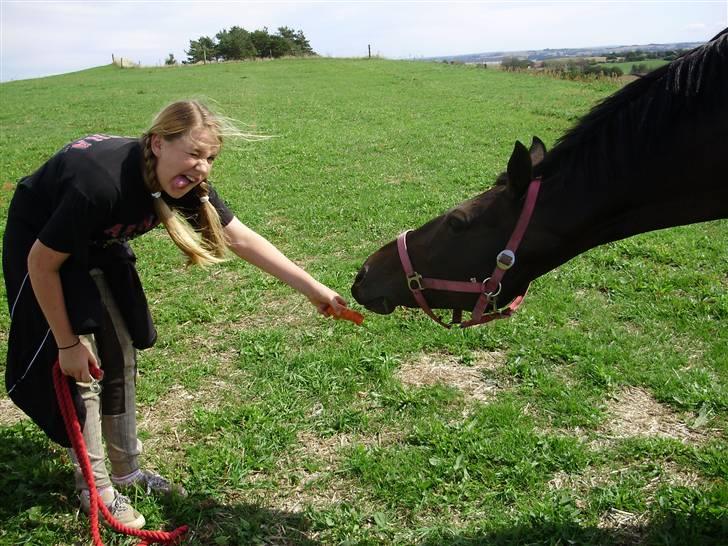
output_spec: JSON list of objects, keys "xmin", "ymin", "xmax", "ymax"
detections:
[{"xmin": 1, "ymin": 58, "xmax": 726, "ymax": 545}]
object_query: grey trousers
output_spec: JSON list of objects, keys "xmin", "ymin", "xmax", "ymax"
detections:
[{"xmin": 67, "ymin": 269, "xmax": 141, "ymax": 491}]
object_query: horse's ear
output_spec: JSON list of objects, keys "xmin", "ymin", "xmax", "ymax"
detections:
[
  {"xmin": 529, "ymin": 136, "xmax": 546, "ymax": 166},
  {"xmin": 507, "ymin": 140, "xmax": 532, "ymax": 197}
]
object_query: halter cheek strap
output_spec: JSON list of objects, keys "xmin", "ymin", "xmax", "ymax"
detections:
[{"xmin": 396, "ymin": 178, "xmax": 542, "ymax": 329}]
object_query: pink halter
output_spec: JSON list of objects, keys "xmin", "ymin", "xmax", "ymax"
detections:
[{"xmin": 396, "ymin": 178, "xmax": 541, "ymax": 328}]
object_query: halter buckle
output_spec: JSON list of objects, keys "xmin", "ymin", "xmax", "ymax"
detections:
[{"xmin": 407, "ymin": 272, "xmax": 424, "ymax": 291}]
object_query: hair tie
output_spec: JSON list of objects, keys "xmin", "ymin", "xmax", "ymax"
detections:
[
  {"xmin": 151, "ymin": 192, "xmax": 162, "ymax": 199},
  {"xmin": 199, "ymin": 195, "xmax": 210, "ymax": 203},
  {"xmin": 58, "ymin": 337, "xmax": 81, "ymax": 351}
]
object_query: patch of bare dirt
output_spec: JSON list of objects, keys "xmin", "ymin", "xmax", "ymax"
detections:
[
  {"xmin": 138, "ymin": 348, "xmax": 246, "ymax": 455},
  {"xmin": 297, "ymin": 429, "xmax": 400, "ymax": 462},
  {"xmin": 238, "ymin": 428, "xmax": 403, "ymax": 515},
  {"xmin": 0, "ymin": 395, "xmax": 29, "ymax": 426},
  {"xmin": 549, "ymin": 461, "xmax": 705, "ymax": 498},
  {"xmin": 600, "ymin": 386, "xmax": 711, "ymax": 444},
  {"xmin": 597, "ymin": 508, "xmax": 648, "ymax": 544},
  {"xmin": 223, "ymin": 292, "xmax": 313, "ymax": 330},
  {"xmin": 254, "ymin": 466, "xmax": 359, "ymax": 514},
  {"xmin": 550, "ymin": 460, "xmax": 707, "ymax": 545},
  {"xmin": 548, "ymin": 467, "xmax": 609, "ymax": 496},
  {"xmin": 396, "ymin": 350, "xmax": 508, "ymax": 404}
]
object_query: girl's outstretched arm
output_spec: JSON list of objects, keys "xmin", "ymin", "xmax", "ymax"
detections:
[{"xmin": 223, "ymin": 217, "xmax": 347, "ymax": 316}]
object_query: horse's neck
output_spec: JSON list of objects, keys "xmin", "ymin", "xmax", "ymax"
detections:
[
  {"xmin": 523, "ymin": 180, "xmax": 726, "ymax": 285},
  {"xmin": 581, "ymin": 185, "xmax": 726, "ymax": 247},
  {"xmin": 552, "ymin": 174, "xmax": 726, "ymax": 262}
]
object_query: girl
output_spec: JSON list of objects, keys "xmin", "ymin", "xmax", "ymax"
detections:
[{"xmin": 3, "ymin": 100, "xmax": 349, "ymax": 528}]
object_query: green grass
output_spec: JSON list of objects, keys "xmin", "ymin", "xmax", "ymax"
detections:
[{"xmin": 1, "ymin": 58, "xmax": 726, "ymax": 545}]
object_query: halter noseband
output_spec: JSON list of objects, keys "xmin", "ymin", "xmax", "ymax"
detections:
[{"xmin": 396, "ymin": 178, "xmax": 542, "ymax": 328}]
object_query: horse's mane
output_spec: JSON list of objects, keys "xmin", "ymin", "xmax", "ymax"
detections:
[{"xmin": 536, "ymin": 28, "xmax": 728, "ymax": 186}]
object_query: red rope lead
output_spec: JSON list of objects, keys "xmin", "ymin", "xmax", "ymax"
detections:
[{"xmin": 53, "ymin": 360, "xmax": 188, "ymax": 545}]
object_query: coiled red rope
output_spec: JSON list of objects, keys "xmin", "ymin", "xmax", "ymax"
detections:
[{"xmin": 53, "ymin": 360, "xmax": 188, "ymax": 545}]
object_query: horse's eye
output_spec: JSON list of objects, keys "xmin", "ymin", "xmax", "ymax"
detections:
[{"xmin": 447, "ymin": 210, "xmax": 469, "ymax": 232}]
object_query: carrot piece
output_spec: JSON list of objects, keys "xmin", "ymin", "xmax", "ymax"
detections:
[{"xmin": 326, "ymin": 305, "xmax": 364, "ymax": 325}]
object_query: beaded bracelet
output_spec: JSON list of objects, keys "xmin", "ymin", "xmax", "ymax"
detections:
[{"xmin": 58, "ymin": 338, "xmax": 81, "ymax": 350}]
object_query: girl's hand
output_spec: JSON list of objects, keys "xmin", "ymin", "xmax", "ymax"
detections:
[
  {"xmin": 58, "ymin": 341, "xmax": 98, "ymax": 383},
  {"xmin": 308, "ymin": 284, "xmax": 348, "ymax": 317}
]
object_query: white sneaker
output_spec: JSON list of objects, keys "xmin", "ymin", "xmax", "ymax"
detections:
[{"xmin": 80, "ymin": 487, "xmax": 145, "ymax": 529}]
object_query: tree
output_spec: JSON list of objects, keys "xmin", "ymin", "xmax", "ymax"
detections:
[
  {"xmin": 268, "ymin": 34, "xmax": 290, "ymax": 58},
  {"xmin": 216, "ymin": 26, "xmax": 257, "ymax": 60},
  {"xmin": 182, "ymin": 26, "xmax": 316, "ymax": 63},
  {"xmin": 186, "ymin": 36, "xmax": 216, "ymax": 63},
  {"xmin": 275, "ymin": 26, "xmax": 315, "ymax": 56},
  {"xmin": 165, "ymin": 53, "xmax": 176, "ymax": 66},
  {"xmin": 501, "ymin": 57, "xmax": 532, "ymax": 71},
  {"xmin": 630, "ymin": 63, "xmax": 650, "ymax": 76},
  {"xmin": 604, "ymin": 65, "xmax": 623, "ymax": 77},
  {"xmin": 292, "ymin": 29, "xmax": 314, "ymax": 55},
  {"xmin": 250, "ymin": 28, "xmax": 272, "ymax": 58}
]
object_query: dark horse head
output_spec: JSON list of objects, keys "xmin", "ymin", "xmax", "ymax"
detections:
[{"xmin": 352, "ymin": 28, "xmax": 728, "ymax": 326}]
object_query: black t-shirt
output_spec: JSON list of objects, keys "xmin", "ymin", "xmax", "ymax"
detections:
[
  {"xmin": 14, "ymin": 134, "xmax": 234, "ymax": 259},
  {"xmin": 3, "ymin": 134, "xmax": 238, "ymax": 447}
]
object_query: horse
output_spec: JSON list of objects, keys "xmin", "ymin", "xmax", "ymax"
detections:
[{"xmin": 351, "ymin": 28, "xmax": 728, "ymax": 327}]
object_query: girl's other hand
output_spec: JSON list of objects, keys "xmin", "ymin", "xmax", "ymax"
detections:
[{"xmin": 58, "ymin": 341, "xmax": 98, "ymax": 383}]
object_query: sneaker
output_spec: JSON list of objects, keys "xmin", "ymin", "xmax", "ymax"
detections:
[
  {"xmin": 112, "ymin": 469, "xmax": 187, "ymax": 497},
  {"xmin": 80, "ymin": 487, "xmax": 145, "ymax": 530}
]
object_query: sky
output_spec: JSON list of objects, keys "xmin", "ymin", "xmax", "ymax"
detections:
[{"xmin": 1, "ymin": 0, "xmax": 726, "ymax": 82}]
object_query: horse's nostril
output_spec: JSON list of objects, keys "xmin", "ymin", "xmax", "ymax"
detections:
[{"xmin": 353, "ymin": 265, "xmax": 368, "ymax": 286}]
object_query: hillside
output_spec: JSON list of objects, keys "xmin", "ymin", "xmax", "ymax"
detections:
[{"xmin": 1, "ymin": 58, "xmax": 726, "ymax": 545}]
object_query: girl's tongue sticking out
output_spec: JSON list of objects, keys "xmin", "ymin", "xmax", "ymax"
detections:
[{"xmin": 173, "ymin": 175, "xmax": 191, "ymax": 189}]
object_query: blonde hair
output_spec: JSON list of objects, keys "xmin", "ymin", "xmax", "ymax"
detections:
[{"xmin": 141, "ymin": 100, "xmax": 248, "ymax": 266}]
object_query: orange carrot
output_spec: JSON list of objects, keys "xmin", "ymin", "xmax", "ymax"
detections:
[{"xmin": 326, "ymin": 305, "xmax": 364, "ymax": 325}]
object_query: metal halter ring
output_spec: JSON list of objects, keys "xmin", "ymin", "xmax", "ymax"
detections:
[{"xmin": 482, "ymin": 277, "xmax": 502, "ymax": 297}]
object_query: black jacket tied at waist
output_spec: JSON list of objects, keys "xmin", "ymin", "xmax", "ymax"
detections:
[{"xmin": 4, "ymin": 236, "xmax": 156, "ymax": 447}]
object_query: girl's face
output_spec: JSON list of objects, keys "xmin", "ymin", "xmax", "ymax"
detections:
[{"xmin": 151, "ymin": 127, "xmax": 220, "ymax": 199}]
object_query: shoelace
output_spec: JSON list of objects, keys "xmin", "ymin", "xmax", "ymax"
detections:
[{"xmin": 108, "ymin": 494, "xmax": 134, "ymax": 515}]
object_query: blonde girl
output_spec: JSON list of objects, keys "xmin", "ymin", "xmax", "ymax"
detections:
[{"xmin": 3, "ymin": 100, "xmax": 347, "ymax": 528}]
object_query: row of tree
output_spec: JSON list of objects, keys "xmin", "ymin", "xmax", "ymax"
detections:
[
  {"xmin": 545, "ymin": 59, "xmax": 624, "ymax": 78},
  {"xmin": 185, "ymin": 26, "xmax": 315, "ymax": 63},
  {"xmin": 500, "ymin": 57, "xmax": 624, "ymax": 79},
  {"xmin": 606, "ymin": 49, "xmax": 689, "ymax": 63}
]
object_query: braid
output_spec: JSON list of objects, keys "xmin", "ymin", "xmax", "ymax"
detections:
[
  {"xmin": 141, "ymin": 134, "xmax": 162, "ymax": 193},
  {"xmin": 140, "ymin": 135, "xmax": 225, "ymax": 266},
  {"xmin": 196, "ymin": 181, "xmax": 228, "ymax": 258}
]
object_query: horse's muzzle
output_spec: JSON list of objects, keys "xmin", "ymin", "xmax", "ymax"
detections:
[{"xmin": 351, "ymin": 264, "xmax": 396, "ymax": 314}]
